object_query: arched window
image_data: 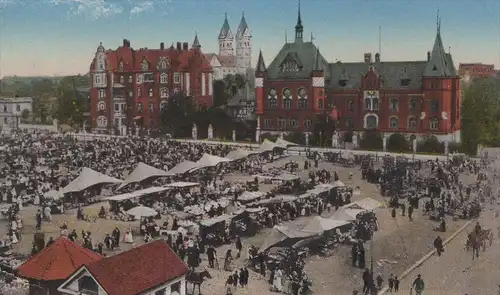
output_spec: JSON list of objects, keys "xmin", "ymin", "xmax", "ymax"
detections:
[
  {"xmin": 297, "ymin": 88, "xmax": 307, "ymax": 109},
  {"xmin": 141, "ymin": 59, "xmax": 149, "ymax": 71},
  {"xmin": 389, "ymin": 98, "xmax": 398, "ymax": 112},
  {"xmin": 372, "ymin": 97, "xmax": 379, "ymax": 111},
  {"xmin": 97, "ymin": 116, "xmax": 107, "ymax": 127},
  {"xmin": 408, "ymin": 117, "xmax": 417, "ymax": 130},
  {"xmin": 97, "ymin": 101, "xmax": 106, "ymax": 111},
  {"xmin": 149, "ymin": 103, "xmax": 154, "ymax": 112},
  {"xmin": 347, "ymin": 100, "xmax": 354, "ymax": 111},
  {"xmin": 317, "ymin": 99, "xmax": 323, "ymax": 110},
  {"xmin": 364, "ymin": 98, "xmax": 372, "ymax": 111},
  {"xmin": 160, "ymin": 100, "xmax": 168, "ymax": 110},
  {"xmin": 282, "ymin": 88, "xmax": 292, "ymax": 109},
  {"xmin": 268, "ymin": 89, "xmax": 277, "ymax": 108},
  {"xmin": 137, "ymin": 88, "xmax": 142, "ymax": 97},
  {"xmin": 160, "ymin": 73, "xmax": 168, "ymax": 84},
  {"xmin": 409, "ymin": 99, "xmax": 417, "ymax": 111},
  {"xmin": 160, "ymin": 87, "xmax": 168, "ymax": 98},
  {"xmin": 160, "ymin": 60, "xmax": 167, "ymax": 69},
  {"xmin": 364, "ymin": 114, "xmax": 378, "ymax": 129},
  {"xmin": 430, "ymin": 117, "xmax": 439, "ymax": 130},
  {"xmin": 389, "ymin": 117, "xmax": 398, "ymax": 129}
]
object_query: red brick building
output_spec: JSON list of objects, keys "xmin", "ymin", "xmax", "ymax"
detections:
[
  {"xmin": 255, "ymin": 8, "xmax": 461, "ymax": 142},
  {"xmin": 459, "ymin": 63, "xmax": 497, "ymax": 83},
  {"xmin": 89, "ymin": 37, "xmax": 213, "ymax": 134}
]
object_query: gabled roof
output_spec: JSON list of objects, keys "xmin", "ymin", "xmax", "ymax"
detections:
[
  {"xmin": 16, "ymin": 237, "xmax": 102, "ymax": 281},
  {"xmin": 423, "ymin": 27, "xmax": 456, "ymax": 77},
  {"xmin": 256, "ymin": 50, "xmax": 266, "ymax": 72},
  {"xmin": 219, "ymin": 13, "xmax": 233, "ymax": 40},
  {"xmin": 267, "ymin": 42, "xmax": 328, "ymax": 79},
  {"xmin": 84, "ymin": 240, "xmax": 188, "ymax": 295}
]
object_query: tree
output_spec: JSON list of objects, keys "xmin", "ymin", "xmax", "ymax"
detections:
[
  {"xmin": 212, "ymin": 80, "xmax": 228, "ymax": 107},
  {"xmin": 312, "ymin": 113, "xmax": 336, "ymax": 146},
  {"xmin": 158, "ymin": 94, "xmax": 196, "ymax": 137},
  {"xmin": 54, "ymin": 76, "xmax": 88, "ymax": 126},
  {"xmin": 461, "ymin": 77, "xmax": 500, "ymax": 154},
  {"xmin": 223, "ymin": 74, "xmax": 246, "ymax": 97},
  {"xmin": 359, "ymin": 130, "xmax": 383, "ymax": 150},
  {"xmin": 387, "ymin": 133, "xmax": 409, "ymax": 152},
  {"xmin": 418, "ymin": 135, "xmax": 443, "ymax": 154}
]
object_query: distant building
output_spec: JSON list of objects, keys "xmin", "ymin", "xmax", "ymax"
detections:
[
  {"xmin": 255, "ymin": 5, "xmax": 461, "ymax": 142},
  {"xmin": 58, "ymin": 240, "xmax": 189, "ymax": 295},
  {"xmin": 226, "ymin": 80, "xmax": 255, "ymax": 121},
  {"xmin": 205, "ymin": 13, "xmax": 252, "ymax": 80},
  {"xmin": 459, "ymin": 63, "xmax": 497, "ymax": 84},
  {"xmin": 0, "ymin": 96, "xmax": 33, "ymax": 127}
]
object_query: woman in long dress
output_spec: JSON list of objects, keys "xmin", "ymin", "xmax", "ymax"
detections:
[
  {"xmin": 273, "ymin": 268, "xmax": 283, "ymax": 292},
  {"xmin": 124, "ymin": 225, "xmax": 134, "ymax": 243}
]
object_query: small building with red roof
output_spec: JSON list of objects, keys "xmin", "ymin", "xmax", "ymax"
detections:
[
  {"xmin": 57, "ymin": 240, "xmax": 189, "ymax": 295},
  {"xmin": 16, "ymin": 236, "xmax": 103, "ymax": 295}
]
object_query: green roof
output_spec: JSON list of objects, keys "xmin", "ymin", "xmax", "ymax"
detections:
[
  {"xmin": 423, "ymin": 30, "xmax": 456, "ymax": 77},
  {"xmin": 219, "ymin": 13, "xmax": 233, "ymax": 40}
]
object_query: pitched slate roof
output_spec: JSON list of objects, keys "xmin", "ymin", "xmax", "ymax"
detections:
[
  {"xmin": 219, "ymin": 13, "xmax": 233, "ymax": 40},
  {"xmin": 327, "ymin": 61, "xmax": 428, "ymax": 90},
  {"xmin": 227, "ymin": 80, "xmax": 255, "ymax": 107},
  {"xmin": 16, "ymin": 237, "xmax": 102, "ymax": 281},
  {"xmin": 266, "ymin": 42, "xmax": 328, "ymax": 79},
  {"xmin": 423, "ymin": 28, "xmax": 456, "ymax": 77},
  {"xmin": 192, "ymin": 33, "xmax": 201, "ymax": 49},
  {"xmin": 236, "ymin": 13, "xmax": 250, "ymax": 39},
  {"xmin": 256, "ymin": 50, "xmax": 266, "ymax": 72},
  {"xmin": 86, "ymin": 240, "xmax": 188, "ymax": 295}
]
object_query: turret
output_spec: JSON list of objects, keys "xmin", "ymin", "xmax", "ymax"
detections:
[
  {"xmin": 192, "ymin": 31, "xmax": 201, "ymax": 49},
  {"xmin": 295, "ymin": 0, "xmax": 303, "ymax": 42},
  {"xmin": 312, "ymin": 47, "xmax": 325, "ymax": 112}
]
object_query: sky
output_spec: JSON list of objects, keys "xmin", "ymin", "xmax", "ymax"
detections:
[{"xmin": 0, "ymin": 0, "xmax": 499, "ymax": 78}]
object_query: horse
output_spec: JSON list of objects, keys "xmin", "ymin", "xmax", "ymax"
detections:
[{"xmin": 185, "ymin": 269, "xmax": 212, "ymax": 295}]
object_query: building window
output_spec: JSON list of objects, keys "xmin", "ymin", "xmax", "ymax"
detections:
[
  {"xmin": 137, "ymin": 88, "xmax": 142, "ymax": 97},
  {"xmin": 282, "ymin": 88, "xmax": 292, "ymax": 109},
  {"xmin": 338, "ymin": 79, "xmax": 347, "ymax": 87},
  {"xmin": 128, "ymin": 91, "xmax": 133, "ymax": 97},
  {"xmin": 400, "ymin": 78, "xmax": 410, "ymax": 87},
  {"xmin": 148, "ymin": 88, "xmax": 153, "ymax": 98},
  {"xmin": 141, "ymin": 59, "xmax": 149, "ymax": 71},
  {"xmin": 364, "ymin": 98, "xmax": 371, "ymax": 111},
  {"xmin": 174, "ymin": 72, "xmax": 181, "ymax": 84},
  {"xmin": 430, "ymin": 117, "xmax": 439, "ymax": 130},
  {"xmin": 289, "ymin": 118, "xmax": 298, "ymax": 128},
  {"xmin": 409, "ymin": 99, "xmax": 417, "ymax": 111},
  {"xmin": 297, "ymin": 88, "xmax": 307, "ymax": 109},
  {"xmin": 304, "ymin": 119, "xmax": 312, "ymax": 129},
  {"xmin": 364, "ymin": 115, "xmax": 378, "ymax": 129},
  {"xmin": 278, "ymin": 118, "xmax": 286, "ymax": 128},
  {"xmin": 347, "ymin": 100, "xmax": 354, "ymax": 111},
  {"xmin": 317, "ymin": 99, "xmax": 323, "ymax": 109},
  {"xmin": 160, "ymin": 87, "xmax": 168, "ymax": 98},
  {"xmin": 114, "ymin": 103, "xmax": 119, "ymax": 111},
  {"xmin": 99, "ymin": 89, "xmax": 106, "ymax": 98},
  {"xmin": 137, "ymin": 103, "xmax": 143, "ymax": 113},
  {"xmin": 372, "ymin": 98, "xmax": 379, "ymax": 110},
  {"xmin": 15, "ymin": 105, "xmax": 20, "ymax": 112},
  {"xmin": 128, "ymin": 76, "xmax": 132, "ymax": 83},
  {"xmin": 264, "ymin": 119, "xmax": 272, "ymax": 128},
  {"xmin": 280, "ymin": 61, "xmax": 299, "ymax": 73},
  {"xmin": 268, "ymin": 89, "xmax": 277, "ymax": 108},
  {"xmin": 408, "ymin": 117, "xmax": 417, "ymax": 130},
  {"xmin": 389, "ymin": 98, "xmax": 398, "ymax": 112},
  {"xmin": 160, "ymin": 73, "xmax": 168, "ymax": 84},
  {"xmin": 118, "ymin": 61, "xmax": 124, "ymax": 72},
  {"xmin": 160, "ymin": 60, "xmax": 167, "ymax": 69},
  {"xmin": 345, "ymin": 117, "xmax": 353, "ymax": 129},
  {"xmin": 119, "ymin": 76, "xmax": 124, "ymax": 84},
  {"xmin": 97, "ymin": 101, "xmax": 106, "ymax": 111},
  {"xmin": 430, "ymin": 99, "xmax": 439, "ymax": 113},
  {"xmin": 136, "ymin": 74, "xmax": 143, "ymax": 84},
  {"xmin": 149, "ymin": 103, "xmax": 154, "ymax": 112},
  {"xmin": 95, "ymin": 75, "xmax": 101, "ymax": 84},
  {"xmin": 97, "ymin": 116, "xmax": 107, "ymax": 127},
  {"xmin": 389, "ymin": 117, "xmax": 398, "ymax": 129}
]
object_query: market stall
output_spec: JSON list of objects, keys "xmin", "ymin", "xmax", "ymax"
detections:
[{"xmin": 117, "ymin": 162, "xmax": 172, "ymax": 190}]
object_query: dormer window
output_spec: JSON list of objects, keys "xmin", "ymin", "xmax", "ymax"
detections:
[
  {"xmin": 141, "ymin": 59, "xmax": 149, "ymax": 71},
  {"xmin": 400, "ymin": 78, "xmax": 410, "ymax": 86},
  {"xmin": 338, "ymin": 79, "xmax": 347, "ymax": 87},
  {"xmin": 280, "ymin": 61, "xmax": 299, "ymax": 73},
  {"xmin": 432, "ymin": 65, "xmax": 437, "ymax": 71}
]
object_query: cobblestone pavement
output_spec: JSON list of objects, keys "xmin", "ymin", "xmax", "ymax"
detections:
[{"xmin": 395, "ymin": 205, "xmax": 500, "ymax": 295}]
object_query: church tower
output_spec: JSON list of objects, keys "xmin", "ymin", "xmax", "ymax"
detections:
[
  {"xmin": 235, "ymin": 12, "xmax": 252, "ymax": 74},
  {"xmin": 219, "ymin": 13, "xmax": 234, "ymax": 56}
]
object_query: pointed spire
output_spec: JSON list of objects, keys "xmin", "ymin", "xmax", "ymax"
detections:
[
  {"xmin": 236, "ymin": 11, "xmax": 249, "ymax": 38},
  {"xmin": 436, "ymin": 9, "xmax": 441, "ymax": 34},
  {"xmin": 424, "ymin": 14, "xmax": 454, "ymax": 77},
  {"xmin": 285, "ymin": 31, "xmax": 288, "ymax": 43},
  {"xmin": 192, "ymin": 31, "xmax": 201, "ymax": 49},
  {"xmin": 313, "ymin": 47, "xmax": 322, "ymax": 71},
  {"xmin": 295, "ymin": 0, "xmax": 303, "ymax": 42},
  {"xmin": 219, "ymin": 12, "xmax": 233, "ymax": 40},
  {"xmin": 256, "ymin": 50, "xmax": 266, "ymax": 72}
]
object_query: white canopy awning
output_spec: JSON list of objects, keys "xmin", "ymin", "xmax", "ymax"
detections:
[
  {"xmin": 344, "ymin": 197, "xmax": 383, "ymax": 211},
  {"xmin": 225, "ymin": 149, "xmax": 258, "ymax": 161},
  {"xmin": 238, "ymin": 191, "xmax": 266, "ymax": 202},
  {"xmin": 118, "ymin": 162, "xmax": 171, "ymax": 189},
  {"xmin": 194, "ymin": 153, "xmax": 231, "ymax": 169},
  {"xmin": 302, "ymin": 216, "xmax": 351, "ymax": 233},
  {"xmin": 257, "ymin": 139, "xmax": 283, "ymax": 153},
  {"xmin": 104, "ymin": 186, "xmax": 171, "ymax": 201},
  {"xmin": 167, "ymin": 160, "xmax": 199, "ymax": 175},
  {"xmin": 61, "ymin": 167, "xmax": 122, "ymax": 194},
  {"xmin": 166, "ymin": 181, "xmax": 200, "ymax": 188},
  {"xmin": 272, "ymin": 173, "xmax": 300, "ymax": 181},
  {"xmin": 330, "ymin": 208, "xmax": 365, "ymax": 221},
  {"xmin": 44, "ymin": 189, "xmax": 63, "ymax": 200},
  {"xmin": 332, "ymin": 180, "xmax": 346, "ymax": 187},
  {"xmin": 126, "ymin": 205, "xmax": 158, "ymax": 218},
  {"xmin": 275, "ymin": 138, "xmax": 299, "ymax": 148}
]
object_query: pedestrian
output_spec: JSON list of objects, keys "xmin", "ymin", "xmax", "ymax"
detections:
[
  {"xmin": 207, "ymin": 245, "xmax": 216, "ymax": 268},
  {"xmin": 388, "ymin": 274, "xmax": 394, "ymax": 292},
  {"xmin": 408, "ymin": 204, "xmax": 414, "ymax": 221},
  {"xmin": 235, "ymin": 236, "xmax": 242, "ymax": 259},
  {"xmin": 401, "ymin": 203, "xmax": 406, "ymax": 216},
  {"xmin": 362, "ymin": 268, "xmax": 370, "ymax": 294},
  {"xmin": 412, "ymin": 274, "xmax": 425, "ymax": 295},
  {"xmin": 376, "ymin": 273, "xmax": 383, "ymax": 290},
  {"xmin": 352, "ymin": 244, "xmax": 358, "ymax": 266},
  {"xmin": 393, "ymin": 276, "xmax": 399, "ymax": 292},
  {"xmin": 434, "ymin": 236, "xmax": 444, "ymax": 256}
]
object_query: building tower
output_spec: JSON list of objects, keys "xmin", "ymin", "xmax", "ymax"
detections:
[
  {"xmin": 295, "ymin": 0, "xmax": 303, "ymax": 43},
  {"xmin": 235, "ymin": 12, "xmax": 252, "ymax": 74},
  {"xmin": 255, "ymin": 50, "xmax": 266, "ymax": 141},
  {"xmin": 312, "ymin": 47, "xmax": 325, "ymax": 113},
  {"xmin": 219, "ymin": 13, "xmax": 234, "ymax": 56}
]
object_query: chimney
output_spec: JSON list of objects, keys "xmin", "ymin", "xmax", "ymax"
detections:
[
  {"xmin": 364, "ymin": 53, "xmax": 372, "ymax": 63},
  {"xmin": 160, "ymin": 42, "xmax": 164, "ymax": 50},
  {"xmin": 375, "ymin": 53, "xmax": 380, "ymax": 63},
  {"xmin": 123, "ymin": 39, "xmax": 127, "ymax": 47},
  {"xmin": 126, "ymin": 40, "xmax": 130, "ymax": 47},
  {"xmin": 176, "ymin": 42, "xmax": 181, "ymax": 51},
  {"xmin": 183, "ymin": 42, "xmax": 188, "ymax": 51},
  {"xmin": 427, "ymin": 51, "xmax": 431, "ymax": 61}
]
